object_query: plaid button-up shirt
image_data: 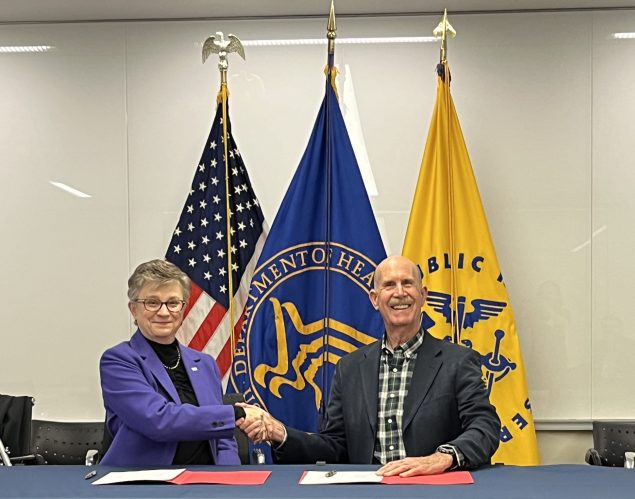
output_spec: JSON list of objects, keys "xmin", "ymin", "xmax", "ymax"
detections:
[{"xmin": 373, "ymin": 328, "xmax": 425, "ymax": 464}]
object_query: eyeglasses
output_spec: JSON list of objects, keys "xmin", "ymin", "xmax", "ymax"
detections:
[{"xmin": 133, "ymin": 298, "xmax": 186, "ymax": 312}]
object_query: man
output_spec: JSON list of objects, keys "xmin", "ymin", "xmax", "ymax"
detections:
[{"xmin": 239, "ymin": 255, "xmax": 500, "ymax": 476}]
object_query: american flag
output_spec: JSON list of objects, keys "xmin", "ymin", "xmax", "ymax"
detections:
[{"xmin": 166, "ymin": 97, "xmax": 266, "ymax": 385}]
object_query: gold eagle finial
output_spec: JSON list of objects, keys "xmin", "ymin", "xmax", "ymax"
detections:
[{"xmin": 202, "ymin": 32, "xmax": 245, "ymax": 69}]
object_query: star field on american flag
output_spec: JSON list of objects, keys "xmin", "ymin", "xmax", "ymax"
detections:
[{"xmin": 166, "ymin": 98, "xmax": 266, "ymax": 380}]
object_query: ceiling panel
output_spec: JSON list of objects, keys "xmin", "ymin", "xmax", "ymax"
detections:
[{"xmin": 0, "ymin": 0, "xmax": 633, "ymax": 23}]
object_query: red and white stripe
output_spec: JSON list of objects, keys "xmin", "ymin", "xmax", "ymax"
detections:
[{"xmin": 176, "ymin": 230, "xmax": 267, "ymax": 388}]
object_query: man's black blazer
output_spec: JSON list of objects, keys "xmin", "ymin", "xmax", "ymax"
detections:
[{"xmin": 275, "ymin": 331, "xmax": 501, "ymax": 468}]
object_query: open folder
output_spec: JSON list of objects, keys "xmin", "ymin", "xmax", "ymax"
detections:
[
  {"xmin": 299, "ymin": 470, "xmax": 474, "ymax": 485},
  {"xmin": 92, "ymin": 469, "xmax": 271, "ymax": 486}
]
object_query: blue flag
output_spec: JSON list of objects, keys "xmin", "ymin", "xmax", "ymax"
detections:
[{"xmin": 230, "ymin": 78, "xmax": 387, "ymax": 432}]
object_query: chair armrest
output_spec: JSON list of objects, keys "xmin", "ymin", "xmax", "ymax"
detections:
[
  {"xmin": 585, "ymin": 448, "xmax": 602, "ymax": 466},
  {"xmin": 9, "ymin": 454, "xmax": 45, "ymax": 465},
  {"xmin": 85, "ymin": 449, "xmax": 99, "ymax": 466}
]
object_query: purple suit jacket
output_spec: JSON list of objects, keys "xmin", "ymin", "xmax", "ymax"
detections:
[{"xmin": 99, "ymin": 330, "xmax": 239, "ymax": 466}]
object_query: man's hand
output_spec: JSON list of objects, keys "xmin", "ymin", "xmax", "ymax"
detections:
[
  {"xmin": 235, "ymin": 403, "xmax": 286, "ymax": 444},
  {"xmin": 233, "ymin": 403, "xmax": 265, "ymax": 441},
  {"xmin": 376, "ymin": 452, "xmax": 454, "ymax": 477}
]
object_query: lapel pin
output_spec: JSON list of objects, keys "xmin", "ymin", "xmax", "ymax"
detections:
[{"xmin": 191, "ymin": 366, "xmax": 198, "ymax": 371}]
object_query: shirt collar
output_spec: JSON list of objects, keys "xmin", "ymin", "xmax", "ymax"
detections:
[{"xmin": 381, "ymin": 328, "xmax": 425, "ymax": 358}]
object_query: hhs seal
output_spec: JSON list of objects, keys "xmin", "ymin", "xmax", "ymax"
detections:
[{"xmin": 231, "ymin": 242, "xmax": 383, "ymax": 430}]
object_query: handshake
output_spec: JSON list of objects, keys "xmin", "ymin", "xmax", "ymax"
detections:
[{"xmin": 234, "ymin": 403, "xmax": 286, "ymax": 445}]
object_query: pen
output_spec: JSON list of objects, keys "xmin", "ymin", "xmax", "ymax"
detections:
[
  {"xmin": 325, "ymin": 470, "xmax": 337, "ymax": 477},
  {"xmin": 84, "ymin": 470, "xmax": 97, "ymax": 480}
]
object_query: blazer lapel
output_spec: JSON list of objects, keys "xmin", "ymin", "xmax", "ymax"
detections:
[
  {"xmin": 359, "ymin": 343, "xmax": 381, "ymax": 434},
  {"xmin": 402, "ymin": 333, "xmax": 443, "ymax": 431},
  {"xmin": 181, "ymin": 349, "xmax": 213, "ymax": 406},
  {"xmin": 130, "ymin": 331, "xmax": 180, "ymax": 403}
]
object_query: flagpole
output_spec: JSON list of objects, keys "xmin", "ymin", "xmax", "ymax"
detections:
[
  {"xmin": 202, "ymin": 32, "xmax": 246, "ymax": 361},
  {"xmin": 320, "ymin": 0, "xmax": 336, "ymax": 427},
  {"xmin": 433, "ymin": 10, "xmax": 460, "ymax": 343}
]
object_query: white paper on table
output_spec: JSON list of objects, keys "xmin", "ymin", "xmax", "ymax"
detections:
[
  {"xmin": 300, "ymin": 471, "xmax": 383, "ymax": 485},
  {"xmin": 92, "ymin": 468, "xmax": 186, "ymax": 485}
]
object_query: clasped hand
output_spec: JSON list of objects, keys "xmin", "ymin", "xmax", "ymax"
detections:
[{"xmin": 234, "ymin": 402, "xmax": 285, "ymax": 444}]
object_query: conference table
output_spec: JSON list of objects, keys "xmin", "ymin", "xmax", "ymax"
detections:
[{"xmin": 1, "ymin": 464, "xmax": 634, "ymax": 499}]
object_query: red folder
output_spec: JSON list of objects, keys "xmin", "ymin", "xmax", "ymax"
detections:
[
  {"xmin": 381, "ymin": 471, "xmax": 474, "ymax": 485},
  {"xmin": 169, "ymin": 470, "xmax": 271, "ymax": 485}
]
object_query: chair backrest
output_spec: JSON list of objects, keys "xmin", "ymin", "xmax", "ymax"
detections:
[
  {"xmin": 32, "ymin": 420, "xmax": 104, "ymax": 465},
  {"xmin": 100, "ymin": 417, "xmax": 113, "ymax": 461},
  {"xmin": 222, "ymin": 393, "xmax": 250, "ymax": 464},
  {"xmin": 0, "ymin": 394, "xmax": 34, "ymax": 458},
  {"xmin": 592, "ymin": 420, "xmax": 635, "ymax": 467}
]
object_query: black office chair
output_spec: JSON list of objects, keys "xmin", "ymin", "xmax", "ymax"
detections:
[
  {"xmin": 100, "ymin": 417, "xmax": 112, "ymax": 461},
  {"xmin": 31, "ymin": 420, "xmax": 104, "ymax": 465},
  {"xmin": 222, "ymin": 392, "xmax": 251, "ymax": 464},
  {"xmin": 585, "ymin": 420, "xmax": 635, "ymax": 467},
  {"xmin": 0, "ymin": 394, "xmax": 43, "ymax": 465}
]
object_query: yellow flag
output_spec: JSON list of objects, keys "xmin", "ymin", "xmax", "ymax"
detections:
[{"xmin": 403, "ymin": 62, "xmax": 540, "ymax": 465}]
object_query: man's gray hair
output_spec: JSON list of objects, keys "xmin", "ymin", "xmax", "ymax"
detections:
[{"xmin": 127, "ymin": 259, "xmax": 191, "ymax": 302}]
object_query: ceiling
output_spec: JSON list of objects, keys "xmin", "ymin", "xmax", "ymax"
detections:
[{"xmin": 0, "ymin": 0, "xmax": 633, "ymax": 24}]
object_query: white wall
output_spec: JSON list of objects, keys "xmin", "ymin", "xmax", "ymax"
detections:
[{"xmin": 1, "ymin": 10, "xmax": 634, "ymax": 462}]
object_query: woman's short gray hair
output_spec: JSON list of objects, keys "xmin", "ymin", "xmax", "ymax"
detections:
[{"xmin": 127, "ymin": 259, "xmax": 191, "ymax": 302}]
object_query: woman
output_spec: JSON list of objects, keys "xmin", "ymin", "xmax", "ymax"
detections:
[{"xmin": 99, "ymin": 259, "xmax": 250, "ymax": 466}]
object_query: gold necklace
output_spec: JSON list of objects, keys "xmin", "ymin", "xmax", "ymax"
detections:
[{"xmin": 162, "ymin": 346, "xmax": 181, "ymax": 370}]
